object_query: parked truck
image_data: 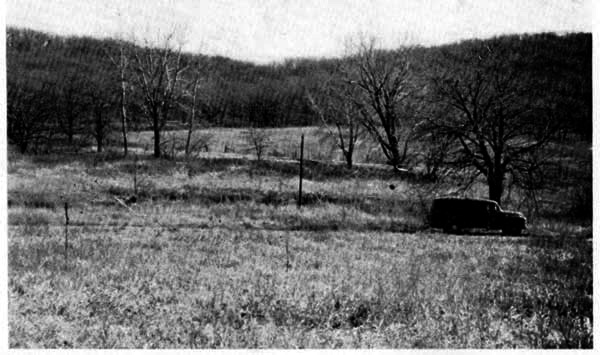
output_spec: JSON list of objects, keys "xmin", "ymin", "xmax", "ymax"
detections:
[{"xmin": 430, "ymin": 197, "xmax": 527, "ymax": 235}]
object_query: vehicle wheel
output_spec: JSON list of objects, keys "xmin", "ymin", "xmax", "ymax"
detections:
[{"xmin": 443, "ymin": 224, "xmax": 458, "ymax": 234}]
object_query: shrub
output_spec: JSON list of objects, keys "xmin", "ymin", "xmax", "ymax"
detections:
[
  {"xmin": 243, "ymin": 128, "xmax": 271, "ymax": 161},
  {"xmin": 8, "ymin": 208, "xmax": 52, "ymax": 226},
  {"xmin": 8, "ymin": 190, "xmax": 57, "ymax": 210}
]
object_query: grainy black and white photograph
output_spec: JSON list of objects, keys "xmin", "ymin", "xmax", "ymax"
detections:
[{"xmin": 3, "ymin": 0, "xmax": 595, "ymax": 349}]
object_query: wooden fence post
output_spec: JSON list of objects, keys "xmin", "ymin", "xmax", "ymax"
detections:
[
  {"xmin": 298, "ymin": 134, "xmax": 304, "ymax": 209},
  {"xmin": 133, "ymin": 153, "xmax": 138, "ymax": 196},
  {"xmin": 285, "ymin": 235, "xmax": 291, "ymax": 270},
  {"xmin": 64, "ymin": 202, "xmax": 69, "ymax": 265}
]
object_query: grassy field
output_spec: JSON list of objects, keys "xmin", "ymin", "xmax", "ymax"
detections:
[
  {"xmin": 7, "ymin": 128, "xmax": 593, "ymax": 348},
  {"xmin": 128, "ymin": 126, "xmax": 386, "ymax": 163}
]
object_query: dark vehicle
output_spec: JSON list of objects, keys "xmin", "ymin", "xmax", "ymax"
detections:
[{"xmin": 430, "ymin": 197, "xmax": 527, "ymax": 235}]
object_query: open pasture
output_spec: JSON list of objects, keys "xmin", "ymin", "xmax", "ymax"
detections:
[{"xmin": 7, "ymin": 128, "xmax": 593, "ymax": 348}]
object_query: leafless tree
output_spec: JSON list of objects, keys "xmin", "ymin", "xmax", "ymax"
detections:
[
  {"xmin": 186, "ymin": 73, "xmax": 200, "ymax": 156},
  {"xmin": 428, "ymin": 44, "xmax": 562, "ymax": 203},
  {"xmin": 130, "ymin": 32, "xmax": 187, "ymax": 158},
  {"xmin": 243, "ymin": 127, "xmax": 271, "ymax": 161},
  {"xmin": 343, "ymin": 38, "xmax": 419, "ymax": 169},
  {"xmin": 306, "ymin": 72, "xmax": 363, "ymax": 168},
  {"xmin": 416, "ymin": 129, "xmax": 455, "ymax": 181},
  {"xmin": 56, "ymin": 70, "xmax": 87, "ymax": 146},
  {"xmin": 180, "ymin": 62, "xmax": 208, "ymax": 156},
  {"xmin": 199, "ymin": 75, "xmax": 230, "ymax": 126},
  {"xmin": 7, "ymin": 80, "xmax": 58, "ymax": 153},
  {"xmin": 85, "ymin": 79, "xmax": 115, "ymax": 153},
  {"xmin": 105, "ymin": 39, "xmax": 131, "ymax": 156}
]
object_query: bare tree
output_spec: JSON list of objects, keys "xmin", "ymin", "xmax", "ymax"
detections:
[
  {"xmin": 7, "ymin": 80, "xmax": 58, "ymax": 153},
  {"xmin": 131, "ymin": 32, "xmax": 187, "ymax": 158},
  {"xmin": 199, "ymin": 75, "xmax": 230, "ymax": 126},
  {"xmin": 416, "ymin": 129, "xmax": 455, "ymax": 181},
  {"xmin": 343, "ymin": 38, "xmax": 419, "ymax": 169},
  {"xmin": 243, "ymin": 127, "xmax": 271, "ymax": 161},
  {"xmin": 105, "ymin": 39, "xmax": 131, "ymax": 156},
  {"xmin": 181, "ymin": 63, "xmax": 207, "ymax": 156},
  {"xmin": 56, "ymin": 70, "xmax": 87, "ymax": 146},
  {"xmin": 428, "ymin": 43, "xmax": 562, "ymax": 203},
  {"xmin": 84, "ymin": 79, "xmax": 115, "ymax": 153},
  {"xmin": 306, "ymin": 72, "xmax": 362, "ymax": 168}
]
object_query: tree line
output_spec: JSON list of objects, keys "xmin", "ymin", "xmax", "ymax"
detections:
[
  {"xmin": 6, "ymin": 28, "xmax": 318, "ymax": 156},
  {"xmin": 6, "ymin": 27, "xmax": 592, "ymax": 204}
]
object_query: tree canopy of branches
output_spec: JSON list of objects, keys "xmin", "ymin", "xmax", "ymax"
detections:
[
  {"xmin": 104, "ymin": 39, "xmax": 132, "ymax": 156},
  {"xmin": 428, "ymin": 43, "xmax": 564, "ymax": 203},
  {"xmin": 131, "ymin": 33, "xmax": 186, "ymax": 158},
  {"xmin": 243, "ymin": 126, "xmax": 271, "ymax": 161},
  {"xmin": 173, "ymin": 58, "xmax": 211, "ymax": 156},
  {"xmin": 84, "ymin": 75, "xmax": 117, "ymax": 153},
  {"xmin": 307, "ymin": 71, "xmax": 362, "ymax": 168},
  {"xmin": 55, "ymin": 70, "xmax": 88, "ymax": 146},
  {"xmin": 343, "ymin": 39, "xmax": 420, "ymax": 168},
  {"xmin": 7, "ymin": 79, "xmax": 58, "ymax": 153}
]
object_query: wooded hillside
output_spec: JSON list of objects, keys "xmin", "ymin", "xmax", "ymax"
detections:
[{"xmin": 6, "ymin": 27, "xmax": 591, "ymax": 155}]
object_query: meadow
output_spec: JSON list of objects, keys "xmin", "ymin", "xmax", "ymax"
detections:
[{"xmin": 7, "ymin": 127, "xmax": 593, "ymax": 348}]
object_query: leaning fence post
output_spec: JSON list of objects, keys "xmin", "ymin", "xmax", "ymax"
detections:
[
  {"xmin": 285, "ymin": 235, "xmax": 291, "ymax": 270},
  {"xmin": 64, "ymin": 201, "xmax": 69, "ymax": 265},
  {"xmin": 133, "ymin": 153, "xmax": 138, "ymax": 196},
  {"xmin": 297, "ymin": 134, "xmax": 304, "ymax": 209}
]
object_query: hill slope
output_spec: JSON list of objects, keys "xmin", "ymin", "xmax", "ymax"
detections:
[{"xmin": 6, "ymin": 27, "xmax": 592, "ymax": 138}]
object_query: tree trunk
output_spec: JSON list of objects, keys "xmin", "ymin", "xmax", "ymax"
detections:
[
  {"xmin": 185, "ymin": 121, "xmax": 193, "ymax": 156},
  {"xmin": 67, "ymin": 113, "xmax": 74, "ymax": 145},
  {"xmin": 95, "ymin": 109, "xmax": 104, "ymax": 153},
  {"xmin": 95, "ymin": 127, "xmax": 103, "ymax": 152},
  {"xmin": 97, "ymin": 136, "xmax": 103, "ymax": 153},
  {"xmin": 389, "ymin": 147, "xmax": 402, "ymax": 169},
  {"xmin": 151, "ymin": 108, "xmax": 162, "ymax": 158},
  {"xmin": 386, "ymin": 135, "xmax": 403, "ymax": 168},
  {"xmin": 120, "ymin": 76, "xmax": 128, "ymax": 156},
  {"xmin": 343, "ymin": 150, "xmax": 353, "ymax": 169},
  {"xmin": 488, "ymin": 173, "xmax": 504, "ymax": 204},
  {"xmin": 153, "ymin": 115, "xmax": 161, "ymax": 158},
  {"xmin": 185, "ymin": 78, "xmax": 198, "ymax": 156},
  {"xmin": 19, "ymin": 141, "xmax": 28, "ymax": 154}
]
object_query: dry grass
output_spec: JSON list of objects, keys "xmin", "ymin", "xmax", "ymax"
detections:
[
  {"xmin": 7, "ymin": 129, "xmax": 592, "ymax": 349},
  {"xmin": 130, "ymin": 126, "xmax": 384, "ymax": 163}
]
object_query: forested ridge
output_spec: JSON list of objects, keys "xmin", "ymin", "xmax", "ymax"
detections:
[{"xmin": 7, "ymin": 27, "xmax": 591, "ymax": 145}]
